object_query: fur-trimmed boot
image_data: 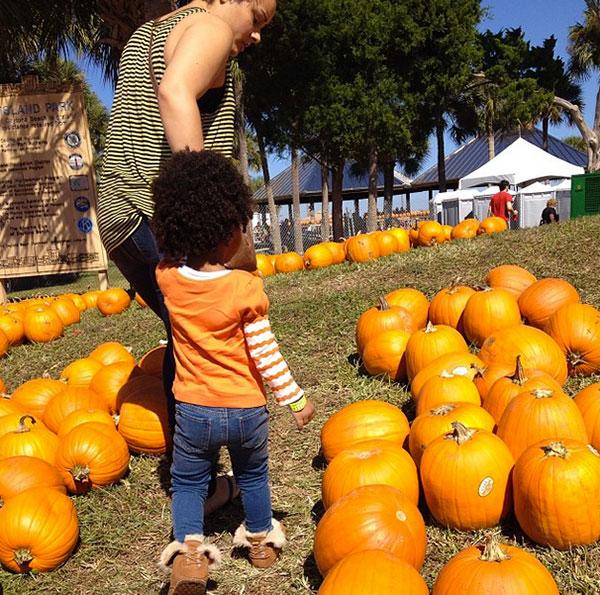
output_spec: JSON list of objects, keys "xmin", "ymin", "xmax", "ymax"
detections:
[
  {"xmin": 232, "ymin": 519, "xmax": 287, "ymax": 568},
  {"xmin": 159, "ymin": 535, "xmax": 221, "ymax": 595}
]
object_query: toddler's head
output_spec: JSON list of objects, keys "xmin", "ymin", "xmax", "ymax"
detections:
[{"xmin": 152, "ymin": 150, "xmax": 254, "ymax": 260}]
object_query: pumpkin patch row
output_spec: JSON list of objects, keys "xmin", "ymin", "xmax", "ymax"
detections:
[
  {"xmin": 0, "ymin": 287, "xmax": 144, "ymax": 352},
  {"xmin": 0, "ymin": 341, "xmax": 170, "ymax": 574}
]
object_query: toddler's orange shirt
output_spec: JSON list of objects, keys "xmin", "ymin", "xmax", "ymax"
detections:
[{"xmin": 156, "ymin": 263, "xmax": 268, "ymax": 408}]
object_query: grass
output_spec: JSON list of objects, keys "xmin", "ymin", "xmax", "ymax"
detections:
[{"xmin": 2, "ymin": 216, "xmax": 600, "ymax": 594}]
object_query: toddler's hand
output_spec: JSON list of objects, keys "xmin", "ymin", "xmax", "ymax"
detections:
[{"xmin": 291, "ymin": 399, "xmax": 315, "ymax": 430}]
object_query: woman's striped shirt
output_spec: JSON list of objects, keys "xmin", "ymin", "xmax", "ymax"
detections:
[{"xmin": 97, "ymin": 7, "xmax": 236, "ymax": 255}]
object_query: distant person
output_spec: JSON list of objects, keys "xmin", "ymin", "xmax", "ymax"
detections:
[
  {"xmin": 540, "ymin": 198, "xmax": 559, "ymax": 225},
  {"xmin": 488, "ymin": 180, "xmax": 518, "ymax": 222}
]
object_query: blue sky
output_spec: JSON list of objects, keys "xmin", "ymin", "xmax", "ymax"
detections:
[{"xmin": 78, "ymin": 0, "xmax": 594, "ymax": 182}]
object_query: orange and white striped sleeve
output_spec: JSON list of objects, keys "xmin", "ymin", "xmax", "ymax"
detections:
[{"xmin": 243, "ymin": 316, "xmax": 304, "ymax": 407}]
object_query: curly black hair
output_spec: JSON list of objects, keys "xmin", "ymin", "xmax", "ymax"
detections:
[{"xmin": 151, "ymin": 150, "xmax": 254, "ymax": 259}]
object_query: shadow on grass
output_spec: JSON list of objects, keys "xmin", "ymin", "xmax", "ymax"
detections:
[
  {"xmin": 311, "ymin": 450, "xmax": 327, "ymax": 471},
  {"xmin": 303, "ymin": 552, "xmax": 323, "ymax": 592},
  {"xmin": 311, "ymin": 500, "xmax": 325, "ymax": 525}
]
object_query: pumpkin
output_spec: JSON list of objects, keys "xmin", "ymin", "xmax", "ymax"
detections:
[
  {"xmin": 96, "ymin": 287, "xmax": 131, "ymax": 316},
  {"xmin": 321, "ymin": 440, "xmax": 419, "ymax": 509},
  {"xmin": 57, "ymin": 408, "xmax": 116, "ymax": 439},
  {"xmin": 416, "ymin": 372, "xmax": 481, "ymax": 415},
  {"xmin": 23, "ymin": 306, "xmax": 64, "ymax": 343},
  {"xmin": 356, "ymin": 297, "xmax": 416, "ymax": 355},
  {"xmin": 255, "ymin": 253, "xmax": 275, "ymax": 277},
  {"xmin": 345, "ymin": 234, "xmax": 380, "ymax": 263},
  {"xmin": 472, "ymin": 361, "xmax": 514, "ymax": 401},
  {"xmin": 477, "ymin": 216, "xmax": 507, "ymax": 234},
  {"xmin": 0, "ymin": 378, "xmax": 5, "ymax": 395},
  {"xmin": 409, "ymin": 403, "xmax": 495, "ymax": 466},
  {"xmin": 574, "ymin": 383, "xmax": 600, "ymax": 450},
  {"xmin": 0, "ymin": 397, "xmax": 25, "ymax": 418},
  {"xmin": 0, "ymin": 412, "xmax": 52, "ymax": 439},
  {"xmin": 89, "ymin": 361, "xmax": 137, "ymax": 413},
  {"xmin": 304, "ymin": 243, "xmax": 334, "ymax": 270},
  {"xmin": 451, "ymin": 220, "xmax": 478, "ymax": 240},
  {"xmin": 0, "ymin": 330, "xmax": 8, "ymax": 358},
  {"xmin": 408, "ymin": 225, "xmax": 420, "ymax": 247},
  {"xmin": 384, "ymin": 288, "xmax": 429, "ymax": 329},
  {"xmin": 322, "ymin": 241, "xmax": 347, "ymax": 264},
  {"xmin": 43, "ymin": 386, "xmax": 108, "ymax": 434},
  {"xmin": 362, "ymin": 330, "xmax": 411, "ymax": 382},
  {"xmin": 320, "ymin": 400, "xmax": 410, "ymax": 462},
  {"xmin": 138, "ymin": 345, "xmax": 166, "ymax": 378},
  {"xmin": 0, "ymin": 415, "xmax": 59, "ymax": 465},
  {"xmin": 386, "ymin": 228, "xmax": 410, "ymax": 252},
  {"xmin": 483, "ymin": 356, "xmax": 563, "ymax": 424},
  {"xmin": 274, "ymin": 251, "xmax": 305, "ymax": 273},
  {"xmin": 479, "ymin": 325, "xmax": 568, "ymax": 384},
  {"xmin": 117, "ymin": 375, "xmax": 170, "ymax": 454},
  {"xmin": 49, "ymin": 298, "xmax": 81, "ymax": 326},
  {"xmin": 420, "ymin": 422, "xmax": 514, "ymax": 530},
  {"xmin": 496, "ymin": 388, "xmax": 588, "ymax": 460},
  {"xmin": 485, "ymin": 264, "xmax": 537, "ymax": 299},
  {"xmin": 59, "ymin": 357, "xmax": 104, "ymax": 387},
  {"xmin": 319, "ymin": 549, "xmax": 429, "ymax": 595},
  {"xmin": 10, "ymin": 378, "xmax": 65, "ymax": 418},
  {"xmin": 546, "ymin": 303, "xmax": 600, "ymax": 376},
  {"xmin": 0, "ymin": 313, "xmax": 24, "ymax": 346},
  {"xmin": 373, "ymin": 231, "xmax": 399, "ymax": 257},
  {"xmin": 0, "ymin": 487, "xmax": 79, "ymax": 573},
  {"xmin": 81, "ymin": 290, "xmax": 101, "ymax": 308},
  {"xmin": 0, "ymin": 457, "xmax": 66, "ymax": 504},
  {"xmin": 432, "ymin": 533, "xmax": 559, "ymax": 595},
  {"xmin": 313, "ymin": 485, "xmax": 427, "ymax": 575},
  {"xmin": 55, "ymin": 422, "xmax": 130, "ymax": 494},
  {"xmin": 89, "ymin": 341, "xmax": 136, "ymax": 367},
  {"xmin": 410, "ymin": 352, "xmax": 484, "ymax": 400},
  {"xmin": 517, "ymin": 277, "xmax": 580, "ymax": 331},
  {"xmin": 417, "ymin": 221, "xmax": 444, "ymax": 246},
  {"xmin": 405, "ymin": 322, "xmax": 469, "ymax": 380},
  {"xmin": 440, "ymin": 224, "xmax": 453, "ymax": 243},
  {"xmin": 461, "ymin": 287, "xmax": 522, "ymax": 348},
  {"xmin": 61, "ymin": 293, "xmax": 87, "ymax": 312},
  {"xmin": 513, "ymin": 439, "xmax": 600, "ymax": 549},
  {"xmin": 428, "ymin": 282, "xmax": 475, "ymax": 332}
]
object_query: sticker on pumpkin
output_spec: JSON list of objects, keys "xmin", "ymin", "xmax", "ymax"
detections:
[{"xmin": 478, "ymin": 476, "xmax": 494, "ymax": 497}]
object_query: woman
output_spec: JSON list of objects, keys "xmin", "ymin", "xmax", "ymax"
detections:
[{"xmin": 97, "ymin": 0, "xmax": 276, "ymax": 512}]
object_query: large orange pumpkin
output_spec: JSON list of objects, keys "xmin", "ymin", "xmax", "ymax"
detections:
[
  {"xmin": 81, "ymin": 290, "xmax": 101, "ymax": 309},
  {"xmin": 49, "ymin": 298, "xmax": 81, "ymax": 326},
  {"xmin": 0, "ymin": 415, "xmax": 59, "ymax": 465},
  {"xmin": 322, "ymin": 241, "xmax": 347, "ymax": 264},
  {"xmin": 0, "ymin": 397, "xmax": 25, "ymax": 418},
  {"xmin": 0, "ymin": 412, "xmax": 52, "ymax": 439},
  {"xmin": 319, "ymin": 550, "xmax": 429, "ymax": 595},
  {"xmin": 517, "ymin": 277, "xmax": 580, "ymax": 330},
  {"xmin": 432, "ymin": 534, "xmax": 559, "ymax": 594},
  {"xmin": 451, "ymin": 220, "xmax": 479, "ymax": 240},
  {"xmin": 574, "ymin": 383, "xmax": 600, "ymax": 450},
  {"xmin": 57, "ymin": 408, "xmax": 116, "ymax": 439},
  {"xmin": 255, "ymin": 253, "xmax": 275, "ymax": 277},
  {"xmin": 417, "ymin": 221, "xmax": 444, "ymax": 246},
  {"xmin": 428, "ymin": 282, "xmax": 475, "ymax": 332},
  {"xmin": 313, "ymin": 485, "xmax": 427, "ymax": 575},
  {"xmin": 384, "ymin": 288, "xmax": 429, "ymax": 329},
  {"xmin": 373, "ymin": 231, "xmax": 399, "ymax": 256},
  {"xmin": 304, "ymin": 243, "xmax": 334, "ymax": 270},
  {"xmin": 472, "ymin": 361, "xmax": 515, "ymax": 401},
  {"xmin": 59, "ymin": 357, "xmax": 104, "ymax": 387},
  {"xmin": 479, "ymin": 325, "xmax": 568, "ymax": 384},
  {"xmin": 274, "ymin": 251, "xmax": 305, "ymax": 272},
  {"xmin": 138, "ymin": 345, "xmax": 166, "ymax": 378},
  {"xmin": 43, "ymin": 386, "xmax": 108, "ymax": 434},
  {"xmin": 546, "ymin": 303, "xmax": 600, "ymax": 376},
  {"xmin": 405, "ymin": 322, "xmax": 469, "ymax": 380},
  {"xmin": 345, "ymin": 234, "xmax": 380, "ymax": 263},
  {"xmin": 416, "ymin": 371, "xmax": 481, "ymax": 415},
  {"xmin": 89, "ymin": 341, "xmax": 136, "ymax": 367},
  {"xmin": 386, "ymin": 228, "xmax": 410, "ymax": 252},
  {"xmin": 320, "ymin": 400, "xmax": 410, "ymax": 462},
  {"xmin": 477, "ymin": 216, "xmax": 507, "ymax": 234},
  {"xmin": 89, "ymin": 361, "xmax": 137, "ymax": 413},
  {"xmin": 362, "ymin": 329, "xmax": 411, "ymax": 382},
  {"xmin": 321, "ymin": 440, "xmax": 419, "ymax": 509},
  {"xmin": 420, "ymin": 422, "xmax": 514, "ymax": 530},
  {"xmin": 0, "ymin": 313, "xmax": 24, "ymax": 346},
  {"xmin": 496, "ymin": 388, "xmax": 588, "ymax": 460},
  {"xmin": 485, "ymin": 264, "xmax": 537, "ymax": 299},
  {"xmin": 0, "ymin": 456, "xmax": 66, "ymax": 504},
  {"xmin": 513, "ymin": 439, "xmax": 600, "ymax": 549},
  {"xmin": 10, "ymin": 378, "xmax": 66, "ymax": 418},
  {"xmin": 96, "ymin": 287, "xmax": 131, "ymax": 316},
  {"xmin": 0, "ymin": 487, "xmax": 79, "ymax": 573},
  {"xmin": 23, "ymin": 306, "xmax": 64, "ymax": 343}
]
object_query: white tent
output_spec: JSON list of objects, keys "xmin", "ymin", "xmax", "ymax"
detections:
[
  {"xmin": 459, "ymin": 138, "xmax": 584, "ymax": 189},
  {"xmin": 519, "ymin": 181, "xmax": 553, "ymax": 194}
]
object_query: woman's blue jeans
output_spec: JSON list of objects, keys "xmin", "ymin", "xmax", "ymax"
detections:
[{"xmin": 171, "ymin": 403, "xmax": 272, "ymax": 541}]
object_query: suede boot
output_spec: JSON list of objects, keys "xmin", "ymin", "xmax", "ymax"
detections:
[{"xmin": 232, "ymin": 519, "xmax": 287, "ymax": 568}]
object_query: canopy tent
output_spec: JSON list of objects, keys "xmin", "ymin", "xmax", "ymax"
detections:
[
  {"xmin": 433, "ymin": 189, "xmax": 479, "ymax": 225},
  {"xmin": 519, "ymin": 181, "xmax": 553, "ymax": 194},
  {"xmin": 458, "ymin": 138, "xmax": 584, "ymax": 189}
]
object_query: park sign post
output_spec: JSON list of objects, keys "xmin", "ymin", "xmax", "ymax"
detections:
[{"xmin": 0, "ymin": 75, "xmax": 108, "ymax": 303}]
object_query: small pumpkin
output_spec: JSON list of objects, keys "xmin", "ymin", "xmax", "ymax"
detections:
[
  {"xmin": 0, "ymin": 415, "xmax": 59, "ymax": 465},
  {"xmin": 373, "ymin": 231, "xmax": 399, "ymax": 256},
  {"xmin": 57, "ymin": 408, "xmax": 116, "ymax": 439},
  {"xmin": 472, "ymin": 361, "xmax": 515, "ymax": 401},
  {"xmin": 345, "ymin": 234, "xmax": 380, "ymax": 263},
  {"xmin": 23, "ymin": 306, "xmax": 64, "ymax": 343},
  {"xmin": 416, "ymin": 371, "xmax": 481, "ymax": 415},
  {"xmin": 362, "ymin": 329, "xmax": 411, "ymax": 382},
  {"xmin": 451, "ymin": 220, "xmax": 478, "ymax": 240},
  {"xmin": 81, "ymin": 290, "xmax": 101, "ymax": 308},
  {"xmin": 428, "ymin": 281, "xmax": 475, "ymax": 332},
  {"xmin": 0, "ymin": 397, "xmax": 25, "ymax": 418},
  {"xmin": 0, "ymin": 313, "xmax": 24, "ymax": 346},
  {"xmin": 89, "ymin": 341, "xmax": 136, "ymax": 367},
  {"xmin": 59, "ymin": 357, "xmax": 104, "ymax": 387},
  {"xmin": 477, "ymin": 216, "xmax": 507, "ymax": 234},
  {"xmin": 61, "ymin": 293, "xmax": 87, "ymax": 312},
  {"xmin": 322, "ymin": 241, "xmax": 347, "ymax": 264},
  {"xmin": 420, "ymin": 422, "xmax": 514, "ymax": 530},
  {"xmin": 417, "ymin": 221, "xmax": 444, "ymax": 246},
  {"xmin": 384, "ymin": 287, "xmax": 429, "ymax": 329},
  {"xmin": 255, "ymin": 253, "xmax": 275, "ymax": 277},
  {"xmin": 274, "ymin": 251, "xmax": 305, "ymax": 273},
  {"xmin": 43, "ymin": 386, "xmax": 108, "ymax": 434},
  {"xmin": 96, "ymin": 287, "xmax": 131, "ymax": 316},
  {"xmin": 574, "ymin": 383, "xmax": 600, "ymax": 450},
  {"xmin": 304, "ymin": 243, "xmax": 334, "ymax": 270},
  {"xmin": 49, "ymin": 298, "xmax": 81, "ymax": 326},
  {"xmin": 386, "ymin": 228, "xmax": 410, "ymax": 252},
  {"xmin": 485, "ymin": 264, "xmax": 537, "ymax": 299},
  {"xmin": 0, "ymin": 456, "xmax": 66, "ymax": 505}
]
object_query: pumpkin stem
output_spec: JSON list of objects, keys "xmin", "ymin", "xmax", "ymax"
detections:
[
  {"xmin": 532, "ymin": 389, "xmax": 553, "ymax": 399},
  {"xmin": 543, "ymin": 441, "xmax": 568, "ymax": 458},
  {"xmin": 431, "ymin": 404, "xmax": 456, "ymax": 416},
  {"xmin": 567, "ymin": 351, "xmax": 585, "ymax": 367},
  {"xmin": 424, "ymin": 321, "xmax": 436, "ymax": 333},
  {"xmin": 447, "ymin": 421, "xmax": 475, "ymax": 445},
  {"xmin": 473, "ymin": 284, "xmax": 491, "ymax": 292},
  {"xmin": 71, "ymin": 465, "xmax": 91, "ymax": 482},
  {"xmin": 378, "ymin": 296, "xmax": 390, "ymax": 311},
  {"xmin": 511, "ymin": 355, "xmax": 527, "ymax": 385},
  {"xmin": 17, "ymin": 415, "xmax": 36, "ymax": 433},
  {"xmin": 479, "ymin": 533, "xmax": 511, "ymax": 562},
  {"xmin": 14, "ymin": 548, "xmax": 33, "ymax": 566}
]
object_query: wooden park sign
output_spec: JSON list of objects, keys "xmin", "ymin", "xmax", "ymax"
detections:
[{"xmin": 0, "ymin": 75, "xmax": 108, "ymax": 302}]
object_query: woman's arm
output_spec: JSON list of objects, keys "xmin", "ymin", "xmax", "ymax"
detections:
[{"xmin": 158, "ymin": 16, "xmax": 233, "ymax": 151}]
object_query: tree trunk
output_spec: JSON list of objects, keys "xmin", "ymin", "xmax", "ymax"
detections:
[
  {"xmin": 233, "ymin": 68, "xmax": 250, "ymax": 186},
  {"xmin": 291, "ymin": 147, "xmax": 303, "ymax": 253},
  {"xmin": 383, "ymin": 160, "xmax": 394, "ymax": 228},
  {"xmin": 367, "ymin": 147, "xmax": 378, "ymax": 232},
  {"xmin": 320, "ymin": 162, "xmax": 330, "ymax": 241},
  {"xmin": 554, "ymin": 95, "xmax": 600, "ymax": 172},
  {"xmin": 542, "ymin": 116, "xmax": 549, "ymax": 152},
  {"xmin": 257, "ymin": 131, "xmax": 282, "ymax": 253},
  {"xmin": 332, "ymin": 163, "xmax": 344, "ymax": 240},
  {"xmin": 436, "ymin": 122, "xmax": 447, "ymax": 192},
  {"xmin": 487, "ymin": 119, "xmax": 495, "ymax": 161}
]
